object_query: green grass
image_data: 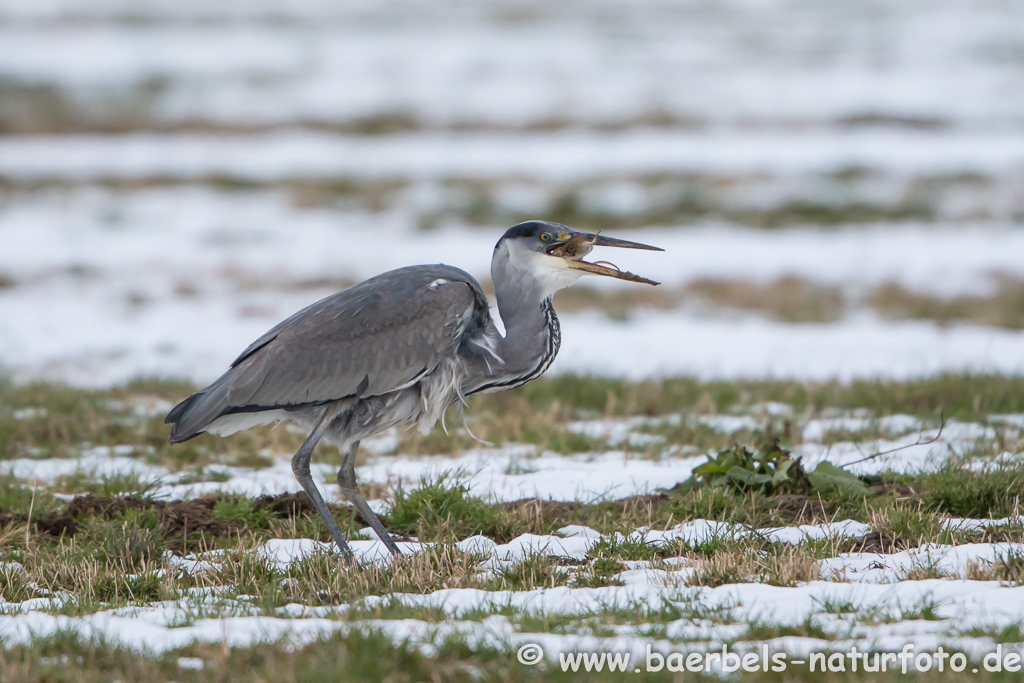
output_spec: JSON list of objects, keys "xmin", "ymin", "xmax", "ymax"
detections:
[
  {"xmin": 11, "ymin": 628, "xmax": 1024, "ymax": 683},
  {"xmin": 500, "ymin": 373, "xmax": 1024, "ymax": 424},
  {"xmin": 891, "ymin": 594, "xmax": 946, "ymax": 621},
  {"xmin": 812, "ymin": 595, "xmax": 861, "ymax": 616},
  {"xmin": 0, "ymin": 629, "xmax": 487, "ymax": 683},
  {"xmin": 589, "ymin": 533, "xmax": 661, "ymax": 563},
  {"xmin": 487, "ymin": 552, "xmax": 573, "ymax": 591},
  {"xmin": 993, "ymin": 547, "xmax": 1024, "ymax": 584},
  {"xmin": 51, "ymin": 472, "xmax": 162, "ymax": 498},
  {"xmin": 174, "ymin": 467, "xmax": 231, "ymax": 485},
  {"xmin": 742, "ymin": 616, "xmax": 834, "ymax": 642},
  {"xmin": 0, "ymin": 560, "xmax": 36, "ymax": 603},
  {"xmin": 79, "ymin": 511, "xmax": 165, "ymax": 572},
  {"xmin": 0, "ymin": 473, "xmax": 61, "ymax": 516},
  {"xmin": 388, "ymin": 473, "xmax": 507, "ymax": 541},
  {"xmin": 956, "ymin": 621, "xmax": 1024, "ymax": 642},
  {"xmin": 3, "ymin": 375, "xmax": 1024, "ymax": 474},
  {"xmin": 4, "ymin": 374, "xmax": 1024, "ymax": 678},
  {"xmin": 345, "ymin": 596, "xmax": 449, "ymax": 623},
  {"xmin": 7, "ymin": 459, "xmax": 1023, "ymax": 560},
  {"xmin": 913, "ymin": 461, "xmax": 1024, "ymax": 518},
  {"xmin": 212, "ymin": 497, "xmax": 275, "ymax": 529}
]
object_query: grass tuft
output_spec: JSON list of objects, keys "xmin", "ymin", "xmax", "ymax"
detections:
[
  {"xmin": 487, "ymin": 552, "xmax": 572, "ymax": 591},
  {"xmin": 212, "ymin": 497, "xmax": 275, "ymax": 529},
  {"xmin": 916, "ymin": 461, "xmax": 1024, "ymax": 519},
  {"xmin": 388, "ymin": 474, "xmax": 506, "ymax": 542},
  {"xmin": 686, "ymin": 545, "xmax": 820, "ymax": 588}
]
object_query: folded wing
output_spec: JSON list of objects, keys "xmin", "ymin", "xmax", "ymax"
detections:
[{"xmin": 165, "ymin": 265, "xmax": 490, "ymax": 443}]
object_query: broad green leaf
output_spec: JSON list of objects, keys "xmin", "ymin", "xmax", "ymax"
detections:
[
  {"xmin": 693, "ymin": 461, "xmax": 730, "ymax": 475},
  {"xmin": 726, "ymin": 466, "xmax": 773, "ymax": 488},
  {"xmin": 807, "ymin": 461, "xmax": 870, "ymax": 495}
]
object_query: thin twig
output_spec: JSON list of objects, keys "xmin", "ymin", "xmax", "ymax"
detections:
[
  {"xmin": 840, "ymin": 413, "xmax": 946, "ymax": 469},
  {"xmin": 25, "ymin": 482, "xmax": 36, "ymax": 549}
]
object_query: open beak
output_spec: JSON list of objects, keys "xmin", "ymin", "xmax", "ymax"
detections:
[{"xmin": 547, "ymin": 232, "xmax": 664, "ymax": 286}]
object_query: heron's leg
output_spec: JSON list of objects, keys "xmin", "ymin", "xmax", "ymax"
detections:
[
  {"xmin": 291, "ymin": 410, "xmax": 354, "ymax": 560},
  {"xmin": 337, "ymin": 442, "xmax": 402, "ymax": 557}
]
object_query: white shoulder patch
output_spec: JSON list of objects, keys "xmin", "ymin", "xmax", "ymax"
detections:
[{"xmin": 427, "ymin": 278, "xmax": 448, "ymax": 289}]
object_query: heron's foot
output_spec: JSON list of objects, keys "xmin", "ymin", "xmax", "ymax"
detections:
[
  {"xmin": 340, "ymin": 485, "xmax": 403, "ymax": 557},
  {"xmin": 294, "ymin": 492, "xmax": 355, "ymax": 560},
  {"xmin": 336, "ymin": 441, "xmax": 403, "ymax": 558},
  {"xmin": 336, "ymin": 469, "xmax": 402, "ymax": 557}
]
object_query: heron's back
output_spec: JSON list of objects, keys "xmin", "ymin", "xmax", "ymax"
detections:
[{"xmin": 165, "ymin": 264, "xmax": 495, "ymax": 443}]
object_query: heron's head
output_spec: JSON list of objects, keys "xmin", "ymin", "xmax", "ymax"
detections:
[{"xmin": 493, "ymin": 221, "xmax": 662, "ymax": 298}]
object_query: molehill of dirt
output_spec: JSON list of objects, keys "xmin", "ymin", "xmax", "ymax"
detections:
[{"xmin": 0, "ymin": 492, "xmax": 356, "ymax": 550}]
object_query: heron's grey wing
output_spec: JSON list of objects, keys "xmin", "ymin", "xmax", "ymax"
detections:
[
  {"xmin": 227, "ymin": 269, "xmax": 487, "ymax": 409},
  {"xmin": 166, "ymin": 265, "xmax": 492, "ymax": 442}
]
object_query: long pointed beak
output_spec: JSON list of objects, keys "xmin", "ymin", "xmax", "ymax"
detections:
[
  {"xmin": 552, "ymin": 231, "xmax": 663, "ymax": 285},
  {"xmin": 586, "ymin": 233, "xmax": 664, "ymax": 252}
]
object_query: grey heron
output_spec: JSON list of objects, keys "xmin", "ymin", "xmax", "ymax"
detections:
[{"xmin": 165, "ymin": 222, "xmax": 662, "ymax": 558}]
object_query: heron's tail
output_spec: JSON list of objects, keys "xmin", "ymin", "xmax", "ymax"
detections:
[{"xmin": 164, "ymin": 375, "xmax": 232, "ymax": 444}]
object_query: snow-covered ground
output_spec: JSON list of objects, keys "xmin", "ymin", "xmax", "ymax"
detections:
[
  {"xmin": 0, "ymin": 411, "xmax": 1002, "ymax": 503},
  {"xmin": 2, "ymin": 192, "xmax": 1024, "ymax": 384},
  {"xmin": 5, "ymin": 409, "xmax": 1024, "ymax": 668},
  {"xmin": 4, "ymin": 130, "xmax": 1024, "ymax": 180},
  {"xmin": 2, "ymin": 0, "xmax": 1023, "ymax": 386},
  {"xmin": 1, "ymin": 0, "xmax": 1021, "ymax": 131},
  {"xmin": 4, "ymin": 524, "xmax": 1024, "ymax": 668},
  {"xmin": 5, "ymin": 1, "xmax": 1024, "ymax": 673}
]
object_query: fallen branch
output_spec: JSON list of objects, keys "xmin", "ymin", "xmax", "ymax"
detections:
[{"xmin": 840, "ymin": 413, "xmax": 946, "ymax": 469}]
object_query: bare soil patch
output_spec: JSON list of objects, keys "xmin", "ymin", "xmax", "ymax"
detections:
[{"xmin": 1, "ymin": 492, "xmax": 353, "ymax": 550}]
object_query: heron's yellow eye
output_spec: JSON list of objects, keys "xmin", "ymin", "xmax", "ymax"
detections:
[{"xmin": 540, "ymin": 233, "xmax": 552, "ymax": 243}]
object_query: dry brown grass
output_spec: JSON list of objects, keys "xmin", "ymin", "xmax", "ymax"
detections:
[
  {"xmin": 7, "ymin": 529, "xmax": 494, "ymax": 615},
  {"xmin": 686, "ymin": 276, "xmax": 845, "ymax": 323},
  {"xmin": 298, "ymin": 544, "xmax": 487, "ymax": 603},
  {"xmin": 551, "ymin": 276, "xmax": 845, "ymax": 323},
  {"xmin": 515, "ymin": 275, "xmax": 1024, "ymax": 331},
  {"xmin": 393, "ymin": 393, "xmax": 606, "ymax": 456},
  {"xmin": 965, "ymin": 547, "xmax": 1024, "ymax": 585},
  {"xmin": 869, "ymin": 277, "xmax": 1024, "ymax": 329},
  {"xmin": 0, "ymin": 559, "xmax": 35, "ymax": 603},
  {"xmin": 12, "ymin": 539, "xmax": 196, "ymax": 613},
  {"xmin": 685, "ymin": 545, "xmax": 822, "ymax": 588},
  {"xmin": 553, "ymin": 285, "xmax": 680, "ymax": 319},
  {"xmin": 865, "ymin": 499, "xmax": 948, "ymax": 545},
  {"xmin": 896, "ymin": 560, "xmax": 952, "ymax": 581},
  {"xmin": 965, "ymin": 559, "xmax": 997, "ymax": 582},
  {"xmin": 208, "ymin": 539, "xmax": 491, "ymax": 606}
]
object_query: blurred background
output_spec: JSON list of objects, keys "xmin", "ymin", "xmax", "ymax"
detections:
[{"xmin": 1, "ymin": 0, "xmax": 1023, "ymax": 387}]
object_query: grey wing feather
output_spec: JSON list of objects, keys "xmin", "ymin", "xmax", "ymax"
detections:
[{"xmin": 166, "ymin": 265, "xmax": 491, "ymax": 443}]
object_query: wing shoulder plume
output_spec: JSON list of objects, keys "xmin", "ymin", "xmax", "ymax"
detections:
[{"xmin": 166, "ymin": 265, "xmax": 491, "ymax": 442}]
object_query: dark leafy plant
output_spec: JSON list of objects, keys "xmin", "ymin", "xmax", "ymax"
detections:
[{"xmin": 674, "ymin": 439, "xmax": 870, "ymax": 497}]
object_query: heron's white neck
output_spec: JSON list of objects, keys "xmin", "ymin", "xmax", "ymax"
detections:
[{"xmin": 476, "ymin": 240, "xmax": 578, "ymax": 390}]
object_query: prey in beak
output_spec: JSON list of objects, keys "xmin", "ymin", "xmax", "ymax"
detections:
[{"xmin": 546, "ymin": 232, "xmax": 663, "ymax": 286}]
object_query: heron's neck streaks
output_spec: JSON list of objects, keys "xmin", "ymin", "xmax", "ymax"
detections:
[
  {"xmin": 468, "ymin": 281, "xmax": 561, "ymax": 395},
  {"xmin": 462, "ymin": 239, "xmax": 573, "ymax": 394}
]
